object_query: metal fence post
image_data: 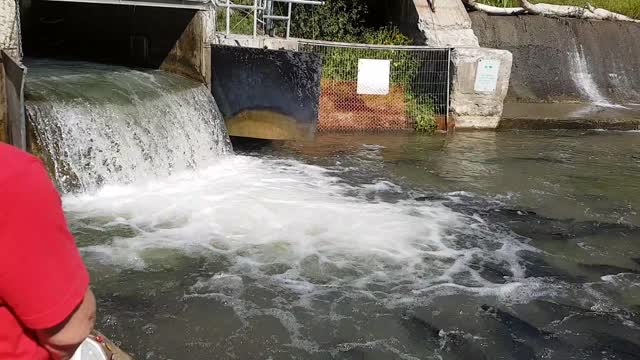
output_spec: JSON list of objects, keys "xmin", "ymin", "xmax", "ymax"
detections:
[
  {"xmin": 446, "ymin": 48, "xmax": 452, "ymax": 128},
  {"xmin": 286, "ymin": 2, "xmax": 292, "ymax": 39},
  {"xmin": 226, "ymin": 0, "xmax": 230, "ymax": 36},
  {"xmin": 253, "ymin": 0, "xmax": 258, "ymax": 38}
]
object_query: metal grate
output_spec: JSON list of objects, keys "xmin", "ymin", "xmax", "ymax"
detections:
[{"xmin": 299, "ymin": 40, "xmax": 451, "ymax": 132}]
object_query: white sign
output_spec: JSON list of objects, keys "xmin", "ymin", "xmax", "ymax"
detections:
[
  {"xmin": 474, "ymin": 59, "xmax": 501, "ymax": 93},
  {"xmin": 357, "ymin": 59, "xmax": 391, "ymax": 95}
]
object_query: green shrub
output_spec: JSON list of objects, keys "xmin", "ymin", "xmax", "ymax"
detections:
[
  {"xmin": 406, "ymin": 93, "xmax": 437, "ymax": 134},
  {"xmin": 291, "ymin": 0, "xmax": 369, "ymax": 41},
  {"xmin": 319, "ymin": 26, "xmax": 417, "ymax": 83},
  {"xmin": 216, "ymin": 8, "xmax": 255, "ymax": 35},
  {"xmin": 291, "ymin": 0, "xmax": 440, "ymax": 134},
  {"xmin": 362, "ymin": 26, "xmax": 413, "ymax": 46}
]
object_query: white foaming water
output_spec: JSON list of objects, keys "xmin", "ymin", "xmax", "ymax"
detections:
[
  {"xmin": 64, "ymin": 156, "xmax": 531, "ymax": 296},
  {"xmin": 26, "ymin": 60, "xmax": 232, "ymax": 193},
  {"xmin": 568, "ymin": 43, "xmax": 626, "ymax": 109}
]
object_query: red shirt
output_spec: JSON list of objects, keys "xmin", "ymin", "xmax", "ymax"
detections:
[{"xmin": 0, "ymin": 143, "xmax": 89, "ymax": 359}]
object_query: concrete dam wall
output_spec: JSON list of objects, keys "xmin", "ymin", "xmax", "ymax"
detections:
[{"xmin": 471, "ymin": 12, "xmax": 640, "ymax": 106}]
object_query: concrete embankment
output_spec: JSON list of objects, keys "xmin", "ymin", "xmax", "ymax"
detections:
[{"xmin": 470, "ymin": 12, "xmax": 640, "ymax": 129}]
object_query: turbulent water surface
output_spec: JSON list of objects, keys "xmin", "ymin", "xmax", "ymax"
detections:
[
  {"xmin": 62, "ymin": 131, "xmax": 640, "ymax": 360},
  {"xmin": 25, "ymin": 59, "xmax": 232, "ymax": 193}
]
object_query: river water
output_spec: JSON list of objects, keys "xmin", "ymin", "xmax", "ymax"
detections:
[{"xmin": 63, "ymin": 131, "xmax": 640, "ymax": 360}]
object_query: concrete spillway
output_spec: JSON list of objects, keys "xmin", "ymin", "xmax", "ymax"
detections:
[
  {"xmin": 471, "ymin": 12, "xmax": 640, "ymax": 106},
  {"xmin": 25, "ymin": 59, "xmax": 232, "ymax": 193}
]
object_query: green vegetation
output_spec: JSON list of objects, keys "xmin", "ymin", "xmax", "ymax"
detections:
[
  {"xmin": 407, "ymin": 94, "xmax": 438, "ymax": 134},
  {"xmin": 361, "ymin": 26, "xmax": 413, "ymax": 46},
  {"xmin": 478, "ymin": 0, "xmax": 640, "ymax": 18},
  {"xmin": 211, "ymin": 0, "xmax": 439, "ymax": 133},
  {"xmin": 321, "ymin": 27, "xmax": 415, "ymax": 83},
  {"xmin": 291, "ymin": 0, "xmax": 438, "ymax": 133},
  {"xmin": 291, "ymin": 0, "xmax": 369, "ymax": 42},
  {"xmin": 216, "ymin": 8, "xmax": 255, "ymax": 35}
]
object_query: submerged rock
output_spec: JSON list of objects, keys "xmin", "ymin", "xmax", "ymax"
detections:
[
  {"xmin": 414, "ymin": 194, "xmax": 448, "ymax": 202},
  {"xmin": 469, "ymin": 259, "xmax": 514, "ymax": 284},
  {"xmin": 479, "ymin": 305, "xmax": 552, "ymax": 340},
  {"xmin": 519, "ymin": 251, "xmax": 585, "ymax": 282},
  {"xmin": 590, "ymin": 332, "xmax": 640, "ymax": 359},
  {"xmin": 438, "ymin": 330, "xmax": 488, "ymax": 360},
  {"xmin": 577, "ymin": 263, "xmax": 640, "ymax": 277}
]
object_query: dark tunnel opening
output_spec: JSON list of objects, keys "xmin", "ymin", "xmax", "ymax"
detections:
[{"xmin": 20, "ymin": 0, "xmax": 198, "ymax": 70}]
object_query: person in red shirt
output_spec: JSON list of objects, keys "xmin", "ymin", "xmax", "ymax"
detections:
[{"xmin": 0, "ymin": 143, "xmax": 96, "ymax": 360}]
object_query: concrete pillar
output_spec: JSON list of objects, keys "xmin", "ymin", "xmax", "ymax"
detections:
[
  {"xmin": 449, "ymin": 47, "xmax": 513, "ymax": 129},
  {"xmin": 160, "ymin": 9, "xmax": 214, "ymax": 87},
  {"xmin": 1, "ymin": 0, "xmax": 22, "ymax": 143},
  {"xmin": 0, "ymin": 64, "xmax": 6, "ymax": 143},
  {"xmin": 390, "ymin": 0, "xmax": 514, "ymax": 129},
  {"xmin": 413, "ymin": 0, "xmax": 479, "ymax": 47},
  {"xmin": 0, "ymin": 0, "xmax": 21, "ymax": 59}
]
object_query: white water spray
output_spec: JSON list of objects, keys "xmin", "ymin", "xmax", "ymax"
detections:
[
  {"xmin": 568, "ymin": 43, "xmax": 623, "ymax": 108},
  {"xmin": 64, "ymin": 155, "xmax": 531, "ymax": 296},
  {"xmin": 26, "ymin": 60, "xmax": 232, "ymax": 193}
]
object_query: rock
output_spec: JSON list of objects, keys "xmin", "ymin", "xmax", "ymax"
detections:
[
  {"xmin": 438, "ymin": 330, "xmax": 488, "ymax": 360},
  {"xmin": 479, "ymin": 305, "xmax": 552, "ymax": 340},
  {"xmin": 414, "ymin": 194, "xmax": 448, "ymax": 202},
  {"xmin": 577, "ymin": 263, "xmax": 640, "ymax": 277},
  {"xmin": 469, "ymin": 260, "xmax": 513, "ymax": 284},
  {"xmin": 520, "ymin": 251, "xmax": 584, "ymax": 283}
]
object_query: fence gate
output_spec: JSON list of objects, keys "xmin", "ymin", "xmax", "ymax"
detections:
[{"xmin": 299, "ymin": 40, "xmax": 450, "ymax": 132}]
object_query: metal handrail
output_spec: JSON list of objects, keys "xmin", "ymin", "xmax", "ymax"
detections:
[
  {"xmin": 213, "ymin": 0, "xmax": 323, "ymax": 39},
  {"xmin": 298, "ymin": 39, "xmax": 451, "ymax": 51},
  {"xmin": 45, "ymin": 0, "xmax": 211, "ymax": 10}
]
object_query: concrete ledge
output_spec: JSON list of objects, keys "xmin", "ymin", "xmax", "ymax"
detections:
[
  {"xmin": 213, "ymin": 34, "xmax": 299, "ymax": 51},
  {"xmin": 450, "ymin": 47, "xmax": 513, "ymax": 129},
  {"xmin": 453, "ymin": 115, "xmax": 501, "ymax": 129},
  {"xmin": 499, "ymin": 118, "xmax": 640, "ymax": 130},
  {"xmin": 499, "ymin": 102, "xmax": 640, "ymax": 130}
]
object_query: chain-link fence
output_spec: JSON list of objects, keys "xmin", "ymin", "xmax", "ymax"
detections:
[{"xmin": 299, "ymin": 40, "xmax": 450, "ymax": 132}]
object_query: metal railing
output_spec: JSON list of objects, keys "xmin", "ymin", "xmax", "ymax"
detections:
[
  {"xmin": 213, "ymin": 0, "xmax": 323, "ymax": 39},
  {"xmin": 299, "ymin": 40, "xmax": 451, "ymax": 132},
  {"xmin": 43, "ymin": 0, "xmax": 211, "ymax": 10}
]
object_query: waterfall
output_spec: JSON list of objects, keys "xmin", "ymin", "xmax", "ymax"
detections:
[
  {"xmin": 567, "ymin": 43, "xmax": 619, "ymax": 108},
  {"xmin": 25, "ymin": 59, "xmax": 232, "ymax": 193}
]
